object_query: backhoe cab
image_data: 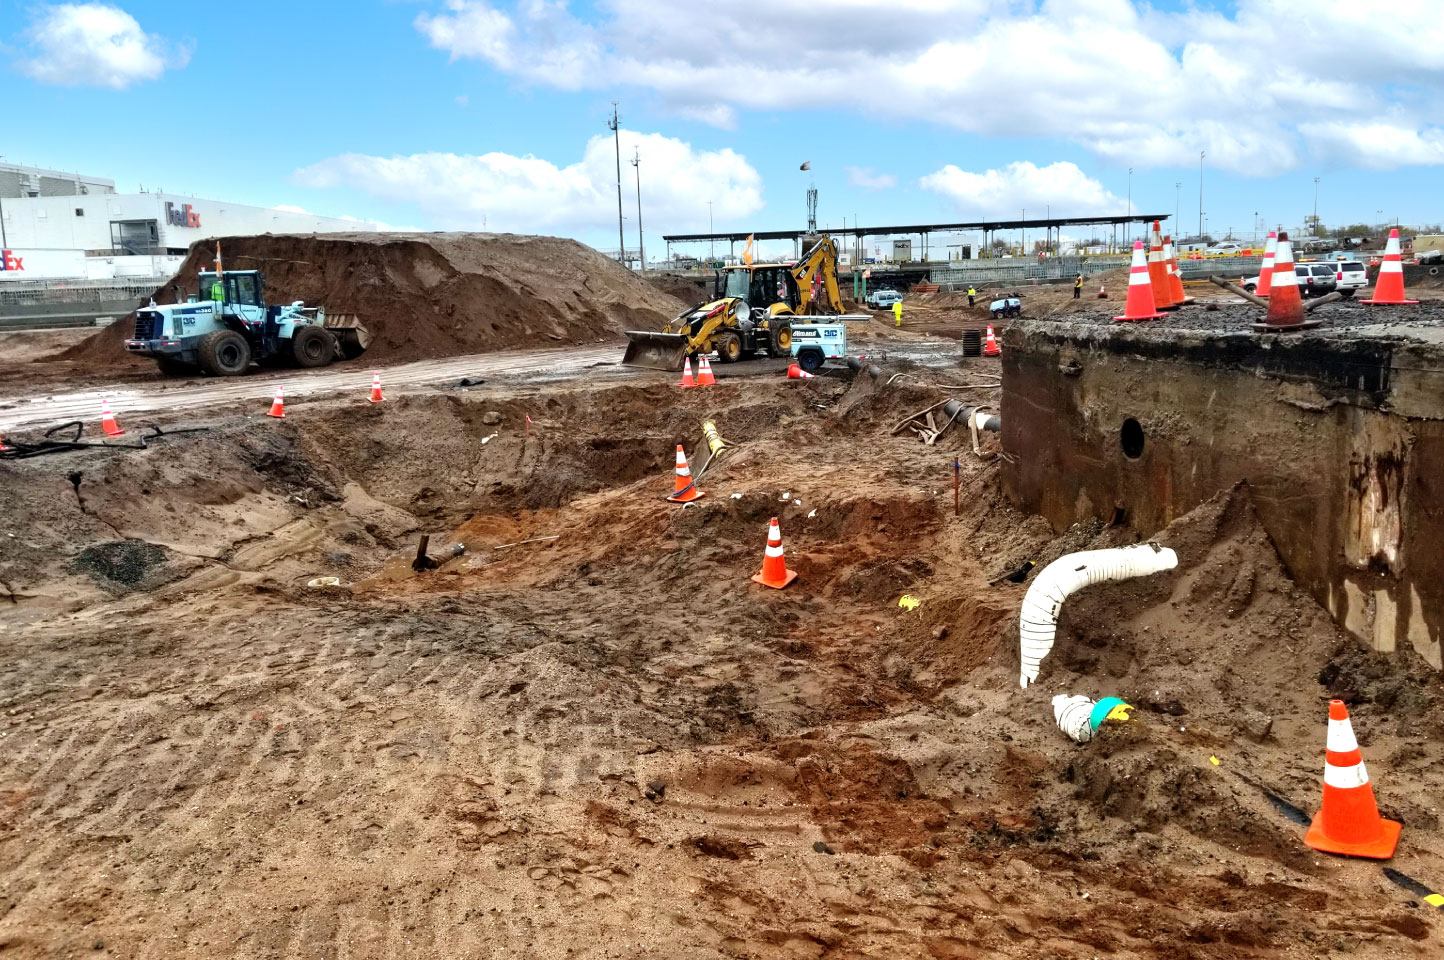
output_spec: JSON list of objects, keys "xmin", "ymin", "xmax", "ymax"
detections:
[{"xmin": 622, "ymin": 235, "xmax": 843, "ymax": 371}]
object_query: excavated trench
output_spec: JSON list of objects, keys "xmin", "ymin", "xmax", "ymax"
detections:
[{"xmin": 0, "ymin": 374, "xmax": 1441, "ymax": 958}]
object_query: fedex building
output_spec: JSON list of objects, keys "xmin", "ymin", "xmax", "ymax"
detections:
[{"xmin": 0, "ymin": 162, "xmax": 376, "ymax": 282}]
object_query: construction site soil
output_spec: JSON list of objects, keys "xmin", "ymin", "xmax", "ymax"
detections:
[
  {"xmin": 54, "ymin": 233, "xmax": 685, "ymax": 373},
  {"xmin": 2, "ymin": 362, "xmax": 1442, "ymax": 958}
]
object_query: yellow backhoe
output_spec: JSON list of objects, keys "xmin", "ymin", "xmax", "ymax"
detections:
[{"xmin": 623, "ymin": 235, "xmax": 844, "ymax": 371}]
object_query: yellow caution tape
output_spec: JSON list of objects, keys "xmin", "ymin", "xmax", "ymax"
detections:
[
  {"xmin": 897, "ymin": 595, "xmax": 921, "ymax": 611},
  {"xmin": 1427, "ymin": 893, "xmax": 1444, "ymax": 908},
  {"xmin": 1105, "ymin": 703, "xmax": 1134, "ymax": 722}
]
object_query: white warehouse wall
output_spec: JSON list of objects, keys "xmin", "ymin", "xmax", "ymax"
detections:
[{"xmin": 1, "ymin": 193, "xmax": 378, "ymax": 253}]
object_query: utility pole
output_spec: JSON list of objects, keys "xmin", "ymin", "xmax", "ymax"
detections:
[
  {"xmin": 607, "ymin": 103, "xmax": 625, "ymax": 266},
  {"xmin": 1198, "ymin": 151, "xmax": 1205, "ymax": 240},
  {"xmin": 631, "ymin": 148, "xmax": 644, "ymax": 274},
  {"xmin": 1313, "ymin": 176, "xmax": 1320, "ymax": 235}
]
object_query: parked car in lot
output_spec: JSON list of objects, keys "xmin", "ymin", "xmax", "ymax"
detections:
[
  {"xmin": 1242, "ymin": 263, "xmax": 1337, "ymax": 295},
  {"xmin": 866, "ymin": 288, "xmax": 902, "ymax": 310},
  {"xmin": 1208, "ymin": 241, "xmax": 1245, "ymax": 256}
]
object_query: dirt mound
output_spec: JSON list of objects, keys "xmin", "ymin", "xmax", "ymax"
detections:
[
  {"xmin": 58, "ymin": 232, "xmax": 685, "ymax": 368},
  {"xmin": 646, "ymin": 272, "xmax": 710, "ymax": 307}
]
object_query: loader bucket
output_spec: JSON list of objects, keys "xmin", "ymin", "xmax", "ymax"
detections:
[
  {"xmin": 622, "ymin": 330, "xmax": 690, "ymax": 371},
  {"xmin": 324, "ymin": 313, "xmax": 371, "ymax": 361}
]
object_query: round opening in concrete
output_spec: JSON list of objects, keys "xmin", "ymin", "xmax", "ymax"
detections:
[{"xmin": 1121, "ymin": 418, "xmax": 1145, "ymax": 460}]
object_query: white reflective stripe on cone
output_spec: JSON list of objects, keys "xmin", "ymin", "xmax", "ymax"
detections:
[
  {"xmin": 765, "ymin": 544, "xmax": 784, "ymax": 557},
  {"xmin": 1324, "ymin": 760, "xmax": 1370, "ymax": 789},
  {"xmin": 677, "ymin": 467, "xmax": 691, "ymax": 476},
  {"xmin": 1380, "ymin": 260, "xmax": 1403, "ymax": 273},
  {"xmin": 1327, "ymin": 718, "xmax": 1359, "ymax": 753}
]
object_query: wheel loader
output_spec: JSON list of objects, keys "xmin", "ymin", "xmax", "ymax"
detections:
[
  {"xmin": 124, "ymin": 270, "xmax": 369, "ymax": 376},
  {"xmin": 623, "ymin": 235, "xmax": 844, "ymax": 371}
]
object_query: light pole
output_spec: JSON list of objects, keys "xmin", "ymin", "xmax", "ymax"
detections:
[
  {"xmin": 1313, "ymin": 177, "xmax": 1320, "ymax": 235},
  {"xmin": 1021, "ymin": 208, "xmax": 1025, "ymax": 256},
  {"xmin": 708, "ymin": 201, "xmax": 714, "ymax": 262},
  {"xmin": 1126, "ymin": 167, "xmax": 1132, "ymax": 224},
  {"xmin": 1198, "ymin": 151, "xmax": 1205, "ymax": 240},
  {"xmin": 607, "ymin": 103, "xmax": 625, "ymax": 265},
  {"xmin": 631, "ymin": 148, "xmax": 644, "ymax": 274}
]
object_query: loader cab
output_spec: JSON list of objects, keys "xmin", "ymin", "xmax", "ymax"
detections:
[
  {"xmin": 197, "ymin": 271, "xmax": 267, "ymax": 328},
  {"xmin": 715, "ymin": 265, "xmax": 800, "ymax": 314}
]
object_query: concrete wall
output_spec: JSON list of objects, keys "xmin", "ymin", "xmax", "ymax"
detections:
[
  {"xmin": 1, "ymin": 193, "xmax": 376, "ymax": 254},
  {"xmin": 1002, "ymin": 323, "xmax": 1444, "ymax": 668}
]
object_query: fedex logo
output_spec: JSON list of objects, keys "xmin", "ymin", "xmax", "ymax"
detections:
[
  {"xmin": 0, "ymin": 250, "xmax": 22, "ymax": 271},
  {"xmin": 165, "ymin": 202, "xmax": 201, "ymax": 228}
]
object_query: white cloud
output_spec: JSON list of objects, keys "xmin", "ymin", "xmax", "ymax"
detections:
[
  {"xmin": 292, "ymin": 130, "xmax": 763, "ymax": 234},
  {"xmin": 1299, "ymin": 122, "xmax": 1444, "ymax": 170},
  {"xmin": 846, "ymin": 166, "xmax": 897, "ymax": 190},
  {"xmin": 920, "ymin": 161, "xmax": 1124, "ymax": 217},
  {"xmin": 410, "ymin": 0, "xmax": 1444, "ymax": 173},
  {"xmin": 17, "ymin": 3, "xmax": 187, "ymax": 89}
]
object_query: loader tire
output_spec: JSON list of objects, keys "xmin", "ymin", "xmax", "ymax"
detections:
[
  {"xmin": 198, "ymin": 330, "xmax": 251, "ymax": 377},
  {"xmin": 291, "ymin": 325, "xmax": 335, "ymax": 368},
  {"xmin": 714, "ymin": 331, "xmax": 742, "ymax": 363}
]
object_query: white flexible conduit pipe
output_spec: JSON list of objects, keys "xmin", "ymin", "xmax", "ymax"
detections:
[{"xmin": 1019, "ymin": 543, "xmax": 1179, "ymax": 689}]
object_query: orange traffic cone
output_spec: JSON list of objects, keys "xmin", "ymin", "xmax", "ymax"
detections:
[
  {"xmin": 1304, "ymin": 699, "xmax": 1401, "ymax": 859},
  {"xmin": 1114, "ymin": 241, "xmax": 1167, "ymax": 322},
  {"xmin": 664, "ymin": 445, "xmax": 703, "ymax": 503},
  {"xmin": 100, "ymin": 398, "xmax": 125, "ymax": 437},
  {"xmin": 1256, "ymin": 231, "xmax": 1278, "ymax": 298},
  {"xmin": 678, "ymin": 356, "xmax": 696, "ymax": 388},
  {"xmin": 786, "ymin": 362, "xmax": 815, "ymax": 379},
  {"xmin": 1164, "ymin": 235, "xmax": 1192, "ymax": 305},
  {"xmin": 983, "ymin": 325, "xmax": 1002, "ymax": 356},
  {"xmin": 1361, "ymin": 228, "xmax": 1418, "ymax": 305},
  {"xmin": 267, "ymin": 386, "xmax": 286, "ymax": 419},
  {"xmin": 1148, "ymin": 222, "xmax": 1177, "ymax": 309},
  {"xmin": 696, "ymin": 355, "xmax": 717, "ymax": 387},
  {"xmin": 750, "ymin": 516, "xmax": 797, "ymax": 589},
  {"xmin": 368, "ymin": 372, "xmax": 384, "ymax": 403},
  {"xmin": 1096, "ymin": 283, "xmax": 1107, "ymax": 299},
  {"xmin": 1255, "ymin": 233, "xmax": 1319, "ymax": 332}
]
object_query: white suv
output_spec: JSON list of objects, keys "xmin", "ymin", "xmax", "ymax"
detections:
[{"xmin": 1332, "ymin": 261, "xmax": 1367, "ymax": 298}]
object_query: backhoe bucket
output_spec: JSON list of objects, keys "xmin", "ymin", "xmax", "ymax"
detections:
[{"xmin": 622, "ymin": 330, "xmax": 690, "ymax": 371}]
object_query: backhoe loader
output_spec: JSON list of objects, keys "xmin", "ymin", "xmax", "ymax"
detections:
[{"xmin": 623, "ymin": 235, "xmax": 844, "ymax": 371}]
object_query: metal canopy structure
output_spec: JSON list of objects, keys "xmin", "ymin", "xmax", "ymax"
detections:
[{"xmin": 662, "ymin": 214, "xmax": 1172, "ymax": 246}]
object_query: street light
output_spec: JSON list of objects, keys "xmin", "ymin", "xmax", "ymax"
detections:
[
  {"xmin": 1313, "ymin": 177, "xmax": 1320, "ymax": 235},
  {"xmin": 708, "ymin": 200, "xmax": 714, "ymax": 261},
  {"xmin": 1198, "ymin": 151, "xmax": 1205, "ymax": 240}
]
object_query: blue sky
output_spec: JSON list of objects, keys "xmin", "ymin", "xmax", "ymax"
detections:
[{"xmin": 5, "ymin": 0, "xmax": 1443, "ymax": 258}]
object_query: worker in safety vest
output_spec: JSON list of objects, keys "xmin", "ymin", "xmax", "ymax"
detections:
[
  {"xmin": 967, "ymin": 286, "xmax": 976, "ymax": 308},
  {"xmin": 1073, "ymin": 274, "xmax": 1083, "ymax": 299},
  {"xmin": 892, "ymin": 300, "xmax": 903, "ymax": 327},
  {"xmin": 210, "ymin": 279, "xmax": 224, "ymax": 302}
]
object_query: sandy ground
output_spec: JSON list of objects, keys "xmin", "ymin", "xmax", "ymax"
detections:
[{"xmin": 2, "ymin": 344, "xmax": 1442, "ymax": 958}]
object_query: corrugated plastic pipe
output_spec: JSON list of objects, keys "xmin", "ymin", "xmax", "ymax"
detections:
[{"xmin": 1019, "ymin": 543, "xmax": 1179, "ymax": 689}]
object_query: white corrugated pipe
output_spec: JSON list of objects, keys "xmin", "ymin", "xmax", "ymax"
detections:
[
  {"xmin": 1019, "ymin": 542, "xmax": 1179, "ymax": 689},
  {"xmin": 1052, "ymin": 695, "xmax": 1097, "ymax": 743}
]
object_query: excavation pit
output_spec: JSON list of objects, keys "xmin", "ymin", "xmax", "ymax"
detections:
[{"xmin": 1, "ymin": 366, "xmax": 1441, "ymax": 957}]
